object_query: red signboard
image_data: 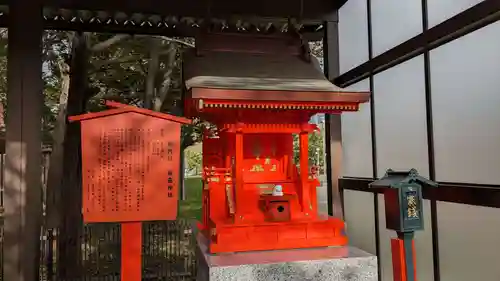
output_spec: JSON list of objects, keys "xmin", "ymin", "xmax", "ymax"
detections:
[
  {"xmin": 70, "ymin": 101, "xmax": 191, "ymax": 223},
  {"xmin": 70, "ymin": 101, "xmax": 191, "ymax": 281}
]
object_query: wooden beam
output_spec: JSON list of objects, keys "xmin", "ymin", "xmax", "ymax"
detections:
[
  {"xmin": 42, "ymin": 0, "xmax": 343, "ymax": 19},
  {"xmin": 3, "ymin": 1, "xmax": 43, "ymax": 281},
  {"xmin": 0, "ymin": 16, "xmax": 324, "ymax": 41},
  {"xmin": 323, "ymin": 19, "xmax": 344, "ymax": 219},
  {"xmin": 340, "ymin": 178, "xmax": 500, "ymax": 209},
  {"xmin": 334, "ymin": 0, "xmax": 500, "ymax": 88}
]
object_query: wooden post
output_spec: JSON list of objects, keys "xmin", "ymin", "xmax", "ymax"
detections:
[
  {"xmin": 323, "ymin": 16, "xmax": 344, "ymax": 219},
  {"xmin": 391, "ymin": 236, "xmax": 417, "ymax": 281},
  {"xmin": 299, "ymin": 131, "xmax": 311, "ymax": 212},
  {"xmin": 121, "ymin": 222, "xmax": 143, "ymax": 281},
  {"xmin": 234, "ymin": 131, "xmax": 243, "ymax": 221},
  {"xmin": 3, "ymin": 1, "xmax": 43, "ymax": 281}
]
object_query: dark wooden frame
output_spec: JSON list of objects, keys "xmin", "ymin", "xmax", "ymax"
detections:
[
  {"xmin": 40, "ymin": 0, "xmax": 348, "ymax": 18},
  {"xmin": 0, "ymin": 17, "xmax": 326, "ymax": 41},
  {"xmin": 341, "ymin": 178, "xmax": 500, "ymax": 209},
  {"xmin": 0, "ymin": 0, "xmax": 351, "ymax": 40}
]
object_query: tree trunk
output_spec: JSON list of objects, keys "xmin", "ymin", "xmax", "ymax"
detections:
[
  {"xmin": 56, "ymin": 32, "xmax": 89, "ymax": 280},
  {"xmin": 180, "ymin": 150, "xmax": 186, "ymax": 200},
  {"xmin": 153, "ymin": 44, "xmax": 177, "ymax": 112},
  {"xmin": 45, "ymin": 60, "xmax": 70, "ymax": 228}
]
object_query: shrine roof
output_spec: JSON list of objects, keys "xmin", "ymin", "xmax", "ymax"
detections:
[{"xmin": 184, "ymin": 50, "xmax": 352, "ymax": 93}]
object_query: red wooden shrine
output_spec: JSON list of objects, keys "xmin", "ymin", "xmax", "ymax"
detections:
[
  {"xmin": 69, "ymin": 101, "xmax": 191, "ymax": 281},
  {"xmin": 184, "ymin": 33, "xmax": 371, "ymax": 253}
]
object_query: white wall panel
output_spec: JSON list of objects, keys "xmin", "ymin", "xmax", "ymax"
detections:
[
  {"xmin": 370, "ymin": 0, "xmax": 422, "ymax": 56},
  {"xmin": 339, "ymin": 0, "xmax": 369, "ymax": 72},
  {"xmin": 431, "ymin": 22, "xmax": 500, "ymax": 184},
  {"xmin": 378, "ymin": 195, "xmax": 433, "ymax": 281},
  {"xmin": 373, "ymin": 56, "xmax": 429, "ymax": 178},
  {"xmin": 341, "ymin": 80, "xmax": 373, "ymax": 178},
  {"xmin": 437, "ymin": 202, "xmax": 500, "ymax": 281},
  {"xmin": 339, "ymin": 0, "xmax": 372, "ymax": 178},
  {"xmin": 428, "ymin": 0, "xmax": 484, "ymax": 27},
  {"xmin": 344, "ymin": 190, "xmax": 376, "ymax": 254}
]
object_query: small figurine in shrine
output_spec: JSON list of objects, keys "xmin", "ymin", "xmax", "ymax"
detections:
[
  {"xmin": 184, "ymin": 32, "xmax": 370, "ymax": 253},
  {"xmin": 272, "ymin": 185, "xmax": 284, "ymax": 196}
]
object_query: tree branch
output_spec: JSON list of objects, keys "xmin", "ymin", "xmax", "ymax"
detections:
[
  {"xmin": 157, "ymin": 36, "xmax": 195, "ymax": 48},
  {"xmin": 91, "ymin": 46, "xmax": 175, "ymax": 70},
  {"xmin": 133, "ymin": 34, "xmax": 195, "ymax": 48},
  {"xmin": 144, "ymin": 38, "xmax": 161, "ymax": 109},
  {"xmin": 90, "ymin": 34, "xmax": 130, "ymax": 52},
  {"xmin": 0, "ymin": 28, "xmax": 8, "ymax": 40},
  {"xmin": 91, "ymin": 54, "xmax": 141, "ymax": 68}
]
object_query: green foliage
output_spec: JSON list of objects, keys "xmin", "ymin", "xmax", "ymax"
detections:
[
  {"xmin": 0, "ymin": 31, "xmax": 203, "ymax": 148},
  {"xmin": 185, "ymin": 150, "xmax": 202, "ymax": 175},
  {"xmin": 178, "ymin": 176, "xmax": 202, "ymax": 220},
  {"xmin": 83, "ymin": 34, "xmax": 203, "ymax": 149},
  {"xmin": 293, "ymin": 129, "xmax": 325, "ymax": 169}
]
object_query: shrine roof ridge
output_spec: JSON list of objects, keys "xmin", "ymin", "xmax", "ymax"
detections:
[{"xmin": 68, "ymin": 101, "xmax": 192, "ymax": 124}]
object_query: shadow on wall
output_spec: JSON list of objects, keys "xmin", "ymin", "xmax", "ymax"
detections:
[{"xmin": 3, "ymin": 137, "xmax": 43, "ymax": 280}]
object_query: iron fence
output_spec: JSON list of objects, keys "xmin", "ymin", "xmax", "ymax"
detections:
[{"xmin": 0, "ymin": 152, "xmax": 198, "ymax": 281}]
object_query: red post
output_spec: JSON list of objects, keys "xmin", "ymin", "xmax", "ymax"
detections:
[
  {"xmin": 299, "ymin": 131, "xmax": 310, "ymax": 212},
  {"xmin": 391, "ymin": 238, "xmax": 417, "ymax": 281},
  {"xmin": 121, "ymin": 222, "xmax": 142, "ymax": 281}
]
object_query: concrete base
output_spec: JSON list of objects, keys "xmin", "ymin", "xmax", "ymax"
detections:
[{"xmin": 196, "ymin": 234, "xmax": 377, "ymax": 281}]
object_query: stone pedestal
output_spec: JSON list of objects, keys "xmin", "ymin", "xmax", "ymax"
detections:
[{"xmin": 196, "ymin": 234, "xmax": 377, "ymax": 281}]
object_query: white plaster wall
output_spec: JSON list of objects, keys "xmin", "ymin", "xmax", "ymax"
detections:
[
  {"xmin": 437, "ymin": 202, "xmax": 500, "ymax": 281},
  {"xmin": 343, "ymin": 190, "xmax": 376, "ymax": 254},
  {"xmin": 339, "ymin": 0, "xmax": 369, "ymax": 72},
  {"xmin": 339, "ymin": 0, "xmax": 500, "ymax": 280},
  {"xmin": 338, "ymin": 0, "xmax": 376, "ymax": 255},
  {"xmin": 427, "ymin": 0, "xmax": 484, "ymax": 27},
  {"xmin": 370, "ymin": 0, "xmax": 422, "ymax": 56},
  {"xmin": 339, "ymin": 0, "xmax": 373, "ymax": 178},
  {"xmin": 341, "ymin": 81, "xmax": 373, "ymax": 178},
  {"xmin": 431, "ymin": 21, "xmax": 500, "ymax": 184},
  {"xmin": 429, "ymin": 21, "xmax": 500, "ymax": 281},
  {"xmin": 373, "ymin": 56, "xmax": 429, "ymax": 178}
]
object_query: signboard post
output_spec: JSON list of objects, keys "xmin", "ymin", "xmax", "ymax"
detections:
[{"xmin": 69, "ymin": 101, "xmax": 191, "ymax": 281}]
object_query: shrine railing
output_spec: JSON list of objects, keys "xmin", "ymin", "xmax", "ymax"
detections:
[{"xmin": 0, "ymin": 151, "xmax": 198, "ymax": 281}]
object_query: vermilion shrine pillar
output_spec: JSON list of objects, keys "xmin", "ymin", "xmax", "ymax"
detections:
[{"xmin": 3, "ymin": 1, "xmax": 44, "ymax": 281}]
